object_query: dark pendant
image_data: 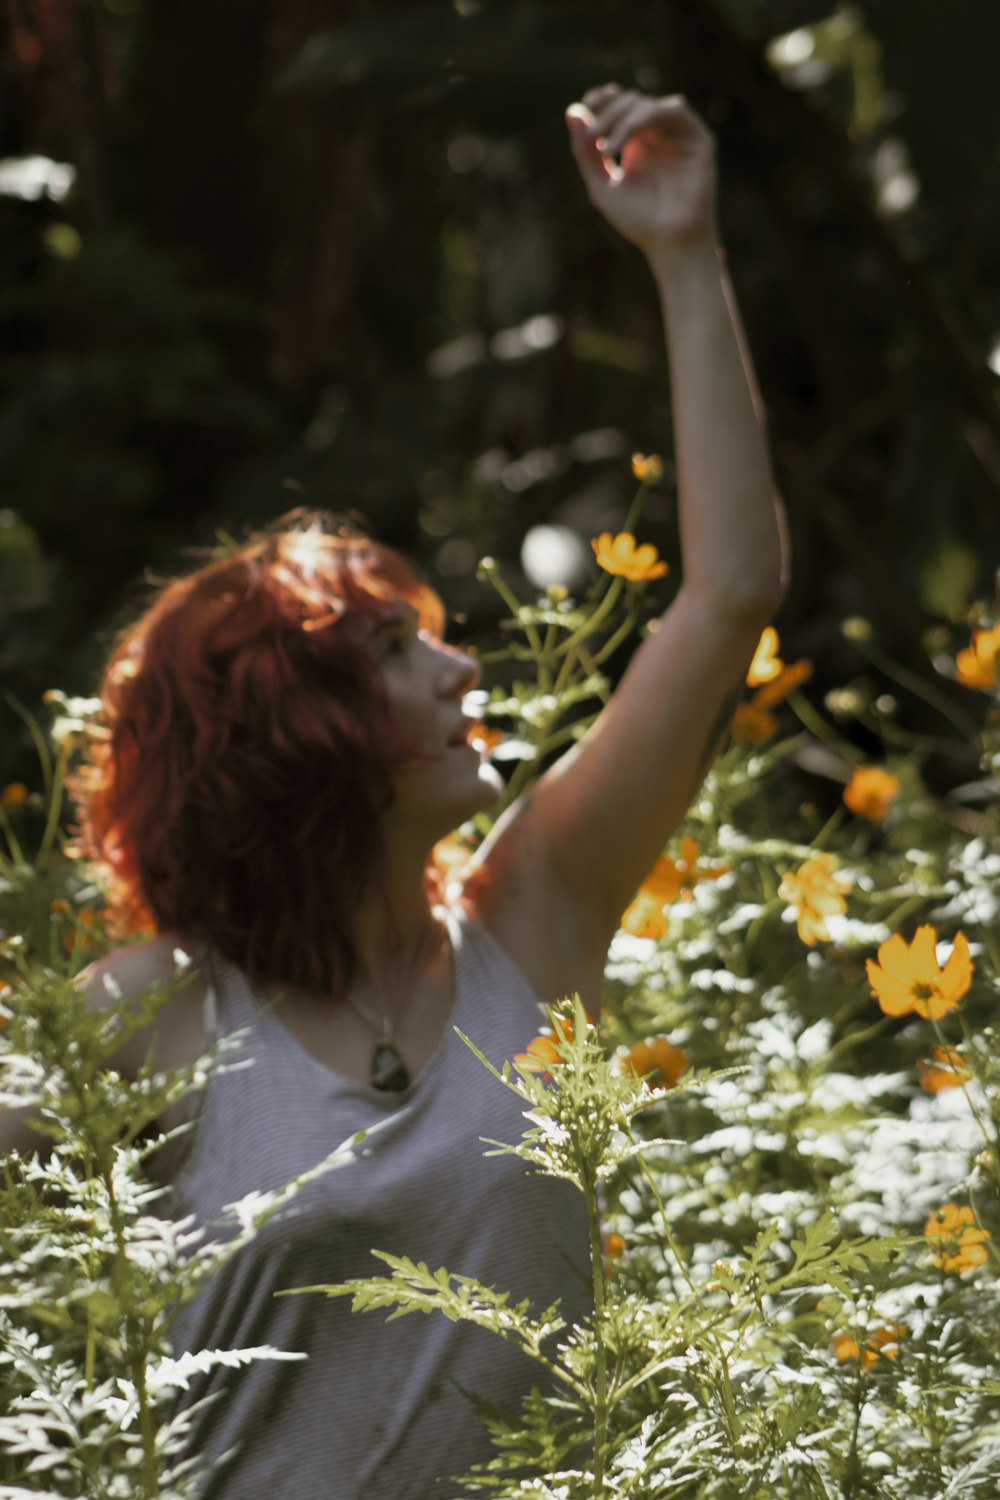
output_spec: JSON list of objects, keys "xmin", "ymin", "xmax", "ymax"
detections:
[{"xmin": 371, "ymin": 1041, "xmax": 411, "ymax": 1093}]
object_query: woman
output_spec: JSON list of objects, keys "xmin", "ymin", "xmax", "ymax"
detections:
[{"xmin": 5, "ymin": 86, "xmax": 786, "ymax": 1497}]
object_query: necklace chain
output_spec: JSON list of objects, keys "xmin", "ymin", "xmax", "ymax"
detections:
[
  {"xmin": 341, "ymin": 914, "xmax": 443, "ymax": 1093},
  {"xmin": 344, "ymin": 992, "xmax": 394, "ymax": 1040}
]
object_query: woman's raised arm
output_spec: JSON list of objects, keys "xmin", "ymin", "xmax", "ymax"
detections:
[{"xmin": 478, "ymin": 87, "xmax": 788, "ymax": 992}]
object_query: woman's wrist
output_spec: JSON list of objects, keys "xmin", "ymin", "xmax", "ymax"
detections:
[{"xmin": 644, "ymin": 232, "xmax": 724, "ymax": 287}]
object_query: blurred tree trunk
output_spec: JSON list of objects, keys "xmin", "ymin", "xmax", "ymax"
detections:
[
  {"xmin": 118, "ymin": 0, "xmax": 376, "ymax": 398},
  {"xmin": 265, "ymin": 0, "xmax": 378, "ymax": 396}
]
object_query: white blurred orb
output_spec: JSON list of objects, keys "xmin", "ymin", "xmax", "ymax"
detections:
[{"xmin": 520, "ymin": 524, "xmax": 591, "ymax": 590}]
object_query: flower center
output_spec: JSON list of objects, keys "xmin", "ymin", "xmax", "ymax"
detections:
[{"xmin": 911, "ymin": 981, "xmax": 937, "ymax": 1001}]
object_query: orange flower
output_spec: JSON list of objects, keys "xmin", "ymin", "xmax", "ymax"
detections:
[
  {"xmin": 620, "ymin": 892, "xmax": 669, "ymax": 940},
  {"xmin": 706, "ymin": 1259, "xmax": 734, "ymax": 1293},
  {"xmin": 833, "ymin": 1324, "xmax": 905, "ymax": 1368},
  {"xmin": 843, "ymin": 767, "xmax": 900, "ymax": 823},
  {"xmin": 603, "ymin": 1232, "xmax": 626, "ymax": 1259},
  {"xmin": 955, "ymin": 623, "xmax": 1000, "ymax": 691},
  {"xmin": 752, "ymin": 659, "xmax": 813, "ymax": 709},
  {"xmin": 591, "ymin": 532, "xmax": 668, "ymax": 582},
  {"xmin": 733, "ymin": 655, "xmax": 814, "ymax": 746},
  {"xmin": 747, "ymin": 626, "xmax": 783, "ymax": 686},
  {"xmin": 779, "ymin": 853, "xmax": 848, "ymax": 945},
  {"xmin": 623, "ymin": 1036, "xmax": 688, "ymax": 1090},
  {"xmin": 924, "ymin": 1203, "xmax": 991, "ymax": 1273},
  {"xmin": 468, "ymin": 722, "xmax": 503, "ymax": 754},
  {"xmin": 631, "ymin": 452, "xmax": 664, "ymax": 485},
  {"xmin": 514, "ymin": 1016, "xmax": 576, "ymax": 1077},
  {"xmin": 918, "ymin": 1045, "xmax": 971, "ymax": 1094},
  {"xmin": 732, "ymin": 701, "xmax": 778, "ymax": 746},
  {"xmin": 1, "ymin": 783, "xmax": 29, "ymax": 810},
  {"xmin": 866, "ymin": 926, "xmax": 972, "ymax": 1020},
  {"xmin": 50, "ymin": 898, "xmax": 72, "ymax": 918},
  {"xmin": 619, "ymin": 840, "xmax": 729, "ymax": 936}
]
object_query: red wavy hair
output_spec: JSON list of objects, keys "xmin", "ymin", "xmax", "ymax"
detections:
[{"xmin": 72, "ymin": 512, "xmax": 445, "ymax": 998}]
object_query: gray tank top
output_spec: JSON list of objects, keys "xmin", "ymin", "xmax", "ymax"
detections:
[{"xmin": 165, "ymin": 907, "xmax": 591, "ymax": 1500}]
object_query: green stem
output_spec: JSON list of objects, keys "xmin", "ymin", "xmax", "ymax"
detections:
[
  {"xmin": 588, "ymin": 606, "xmax": 641, "ymax": 671},
  {"xmin": 553, "ymin": 577, "xmax": 625, "ymax": 669},
  {"xmin": 826, "ymin": 1016, "xmax": 892, "ymax": 1065},
  {"xmin": 3, "ymin": 691, "xmax": 53, "ymax": 797},
  {"xmin": 845, "ymin": 1360, "xmax": 866, "ymax": 1496},
  {"xmin": 585, "ymin": 1174, "xmax": 608, "ymax": 1494},
  {"xmin": 85, "ymin": 1316, "xmax": 96, "ymax": 1391},
  {"xmin": 37, "ymin": 753, "xmax": 66, "ymax": 864},
  {"xmin": 852, "ymin": 637, "xmax": 982, "ymax": 740},
  {"xmin": 881, "ymin": 891, "xmax": 931, "ymax": 932},
  {"xmin": 851, "ymin": 708, "xmax": 963, "ymax": 756},
  {"xmin": 811, "ymin": 804, "xmax": 847, "ymax": 851},
  {"xmin": 931, "ymin": 1016, "xmax": 997, "ymax": 1166},
  {"xmin": 786, "ymin": 690, "xmax": 863, "ymax": 760},
  {"xmin": 483, "ymin": 564, "xmax": 547, "ymax": 673},
  {"xmin": 633, "ymin": 1140, "xmax": 703, "ymax": 1302},
  {"xmin": 621, "ymin": 480, "xmax": 650, "ymax": 537},
  {"xmin": 103, "ymin": 1159, "xmax": 159, "ymax": 1496},
  {"xmin": 0, "ymin": 806, "xmax": 25, "ymax": 866},
  {"xmin": 485, "ymin": 565, "xmax": 543, "ymax": 651}
]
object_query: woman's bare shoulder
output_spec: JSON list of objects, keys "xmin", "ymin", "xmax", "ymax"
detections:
[
  {"xmin": 80, "ymin": 932, "xmax": 211, "ymax": 1078},
  {"xmin": 82, "ymin": 932, "xmax": 208, "ymax": 1002},
  {"xmin": 2, "ymin": 936, "xmax": 210, "ymax": 1160}
]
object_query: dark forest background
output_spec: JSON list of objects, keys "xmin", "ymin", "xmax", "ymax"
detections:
[{"xmin": 2, "ymin": 0, "xmax": 999, "ymax": 791}]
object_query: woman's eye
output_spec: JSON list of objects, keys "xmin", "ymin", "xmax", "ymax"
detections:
[{"xmin": 379, "ymin": 631, "xmax": 408, "ymax": 660}]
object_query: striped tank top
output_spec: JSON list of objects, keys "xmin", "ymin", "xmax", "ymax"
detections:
[{"xmin": 165, "ymin": 907, "xmax": 592, "ymax": 1500}]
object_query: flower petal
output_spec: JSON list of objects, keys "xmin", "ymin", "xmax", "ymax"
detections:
[
  {"xmin": 873, "ymin": 933, "xmax": 918, "ymax": 987},
  {"xmin": 867, "ymin": 959, "xmax": 915, "ymax": 1015},
  {"xmin": 908, "ymin": 925, "xmax": 940, "ymax": 983},
  {"xmin": 937, "ymin": 931, "xmax": 973, "ymax": 1004}
]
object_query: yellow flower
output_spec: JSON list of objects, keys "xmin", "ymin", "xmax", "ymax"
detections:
[
  {"xmin": 866, "ymin": 926, "xmax": 972, "ymax": 1020},
  {"xmin": 619, "ymin": 840, "xmax": 729, "ymax": 936},
  {"xmin": 1, "ymin": 783, "xmax": 29, "ymax": 810},
  {"xmin": 591, "ymin": 532, "xmax": 668, "ymax": 582},
  {"xmin": 468, "ymin": 722, "xmax": 503, "ymax": 754},
  {"xmin": 631, "ymin": 452, "xmax": 664, "ymax": 485},
  {"xmin": 513, "ymin": 1016, "xmax": 578, "ymax": 1077},
  {"xmin": 514, "ymin": 1035, "xmax": 563, "ymax": 1074},
  {"xmin": 432, "ymin": 832, "xmax": 474, "ymax": 875},
  {"xmin": 833, "ymin": 1324, "xmax": 905, "ymax": 1368},
  {"xmin": 924, "ymin": 1203, "xmax": 991, "ymax": 1273},
  {"xmin": 955, "ymin": 623, "xmax": 1000, "ymax": 690},
  {"xmin": 918, "ymin": 1045, "xmax": 971, "ymax": 1094},
  {"xmin": 755, "ymin": 659, "xmax": 814, "ymax": 708},
  {"xmin": 623, "ymin": 1036, "xmax": 688, "ymax": 1090},
  {"xmin": 779, "ymin": 853, "xmax": 848, "ymax": 945},
  {"xmin": 747, "ymin": 626, "xmax": 783, "ymax": 686},
  {"xmin": 732, "ymin": 659, "xmax": 813, "ymax": 746},
  {"xmin": 706, "ymin": 1259, "xmax": 734, "ymax": 1293},
  {"xmin": 620, "ymin": 892, "xmax": 670, "ymax": 940},
  {"xmin": 732, "ymin": 701, "xmax": 778, "ymax": 746},
  {"xmin": 843, "ymin": 767, "xmax": 900, "ymax": 823}
]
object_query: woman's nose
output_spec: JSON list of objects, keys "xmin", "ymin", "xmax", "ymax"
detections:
[{"xmin": 437, "ymin": 642, "xmax": 481, "ymax": 696}]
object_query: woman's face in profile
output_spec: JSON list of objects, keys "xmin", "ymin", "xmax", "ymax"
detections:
[{"xmin": 367, "ymin": 603, "xmax": 503, "ymax": 836}]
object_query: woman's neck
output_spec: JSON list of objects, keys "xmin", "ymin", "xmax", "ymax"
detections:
[{"xmin": 350, "ymin": 848, "xmax": 444, "ymax": 1001}]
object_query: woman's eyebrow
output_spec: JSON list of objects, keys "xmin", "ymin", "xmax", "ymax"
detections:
[{"xmin": 371, "ymin": 606, "xmax": 418, "ymax": 636}]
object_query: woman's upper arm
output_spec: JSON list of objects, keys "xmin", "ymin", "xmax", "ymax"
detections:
[
  {"xmin": 80, "ymin": 936, "xmax": 209, "ymax": 1080},
  {"xmin": 0, "ymin": 937, "xmax": 208, "ymax": 1161},
  {"xmin": 485, "ymin": 587, "xmax": 774, "ymax": 947},
  {"xmin": 0, "ymin": 936, "xmax": 200, "ymax": 1158}
]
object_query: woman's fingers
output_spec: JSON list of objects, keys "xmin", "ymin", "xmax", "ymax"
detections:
[
  {"xmin": 565, "ymin": 104, "xmax": 619, "ymax": 192},
  {"xmin": 585, "ymin": 91, "xmax": 636, "ymax": 144},
  {"xmin": 579, "ymin": 89, "xmax": 711, "ymax": 162},
  {"xmin": 582, "ymin": 82, "xmax": 622, "ymax": 113}
]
